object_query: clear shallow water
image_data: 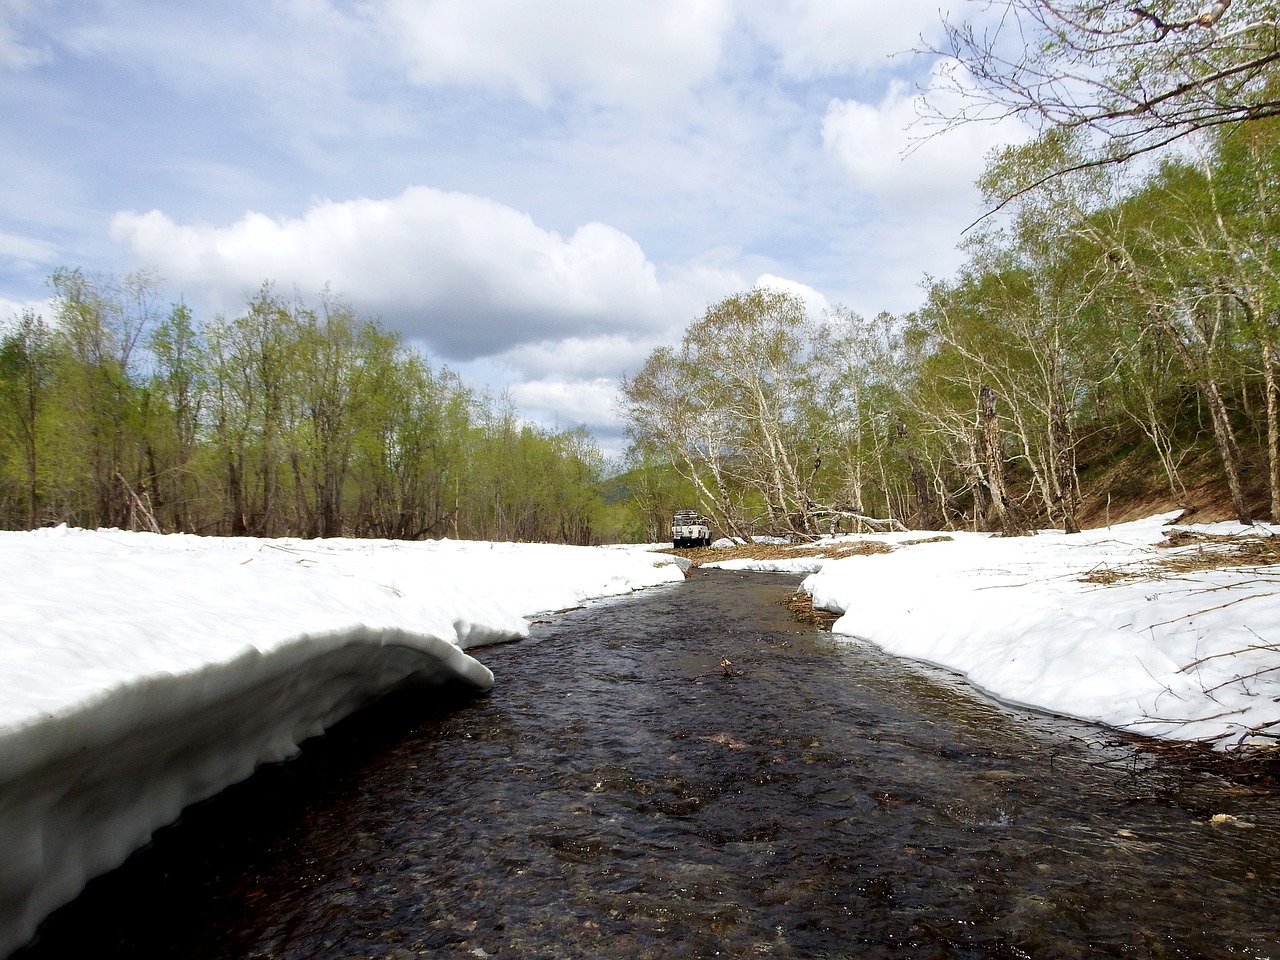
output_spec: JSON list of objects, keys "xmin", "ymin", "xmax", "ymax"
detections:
[{"xmin": 15, "ymin": 570, "xmax": 1280, "ymax": 959}]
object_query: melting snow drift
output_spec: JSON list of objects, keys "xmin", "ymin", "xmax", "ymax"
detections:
[{"xmin": 0, "ymin": 528, "xmax": 685, "ymax": 957}]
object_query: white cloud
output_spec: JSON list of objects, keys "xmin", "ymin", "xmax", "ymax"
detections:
[
  {"xmin": 507, "ymin": 377, "xmax": 621, "ymax": 430},
  {"xmin": 747, "ymin": 0, "xmax": 954, "ymax": 77},
  {"xmin": 499, "ymin": 334, "xmax": 657, "ymax": 381},
  {"xmin": 53, "ymin": 0, "xmax": 386, "ymax": 155},
  {"xmin": 754, "ymin": 273, "xmax": 830, "ymax": 318},
  {"xmin": 62, "ymin": 2, "xmax": 366, "ymax": 89},
  {"xmin": 372, "ymin": 0, "xmax": 733, "ymax": 106},
  {"xmin": 0, "ymin": 0, "xmax": 1027, "ymax": 447},
  {"xmin": 0, "ymin": 294, "xmax": 53, "ymax": 324},
  {"xmin": 814, "ymin": 57, "xmax": 1037, "ymax": 319},
  {"xmin": 109, "ymin": 186, "xmax": 727, "ymax": 361},
  {"xmin": 821, "ymin": 59, "xmax": 1033, "ymax": 210}
]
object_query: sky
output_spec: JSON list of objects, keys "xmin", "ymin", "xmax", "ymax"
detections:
[{"xmin": 0, "ymin": 0, "xmax": 1029, "ymax": 455}]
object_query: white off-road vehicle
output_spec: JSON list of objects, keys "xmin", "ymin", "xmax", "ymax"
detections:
[{"xmin": 671, "ymin": 509, "xmax": 712, "ymax": 548}]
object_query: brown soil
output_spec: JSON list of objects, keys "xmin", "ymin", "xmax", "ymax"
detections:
[{"xmin": 1074, "ymin": 430, "xmax": 1274, "ymax": 528}]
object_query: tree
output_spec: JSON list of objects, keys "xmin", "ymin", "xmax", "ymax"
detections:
[
  {"xmin": 0, "ymin": 311, "xmax": 55, "ymax": 527},
  {"xmin": 815, "ymin": 309, "xmax": 926, "ymax": 530},
  {"xmin": 612, "ymin": 443, "xmax": 702, "ymax": 542},
  {"xmin": 204, "ymin": 285, "xmax": 299, "ymax": 536},
  {"xmin": 934, "ymin": 0, "xmax": 1280, "ymax": 197},
  {"xmin": 621, "ymin": 289, "xmax": 836, "ymax": 537},
  {"xmin": 1212, "ymin": 118, "xmax": 1280, "ymax": 520},
  {"xmin": 453, "ymin": 396, "xmax": 606, "ymax": 543},
  {"xmin": 1078, "ymin": 157, "xmax": 1260, "ymax": 523},
  {"xmin": 1, "ymin": 272, "xmax": 621, "ymax": 541},
  {"xmin": 49, "ymin": 268, "xmax": 164, "ymax": 528},
  {"xmin": 147, "ymin": 302, "xmax": 207, "ymax": 531},
  {"xmin": 351, "ymin": 354, "xmax": 473, "ymax": 540},
  {"xmin": 915, "ymin": 275, "xmax": 1042, "ymax": 535},
  {"xmin": 289, "ymin": 290, "xmax": 399, "ymax": 538},
  {"xmin": 620, "ymin": 343, "xmax": 753, "ymax": 538}
]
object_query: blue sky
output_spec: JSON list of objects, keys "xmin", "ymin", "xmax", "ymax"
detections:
[{"xmin": 0, "ymin": 0, "xmax": 1026, "ymax": 454}]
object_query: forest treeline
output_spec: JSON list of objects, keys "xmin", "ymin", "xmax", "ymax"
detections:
[
  {"xmin": 0, "ymin": 275, "xmax": 610, "ymax": 542},
  {"xmin": 621, "ymin": 117, "xmax": 1280, "ymax": 540}
]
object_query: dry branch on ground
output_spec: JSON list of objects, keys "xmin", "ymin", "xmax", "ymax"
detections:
[{"xmin": 1080, "ymin": 531, "xmax": 1280, "ymax": 583}]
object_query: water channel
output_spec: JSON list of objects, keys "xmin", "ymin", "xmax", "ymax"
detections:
[{"xmin": 15, "ymin": 569, "xmax": 1280, "ymax": 959}]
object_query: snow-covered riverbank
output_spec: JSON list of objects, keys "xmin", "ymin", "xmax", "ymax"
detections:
[
  {"xmin": 707, "ymin": 512, "xmax": 1280, "ymax": 753},
  {"xmin": 0, "ymin": 527, "xmax": 686, "ymax": 957},
  {"xmin": 4, "ymin": 515, "xmax": 1279, "ymax": 955}
]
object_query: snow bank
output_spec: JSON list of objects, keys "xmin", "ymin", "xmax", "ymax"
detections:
[
  {"xmin": 0, "ymin": 528, "xmax": 685, "ymax": 956},
  {"xmin": 793, "ymin": 514, "xmax": 1280, "ymax": 751},
  {"xmin": 708, "ymin": 556, "xmax": 826, "ymax": 575}
]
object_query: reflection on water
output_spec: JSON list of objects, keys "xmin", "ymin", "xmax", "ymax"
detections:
[{"xmin": 16, "ymin": 571, "xmax": 1280, "ymax": 959}]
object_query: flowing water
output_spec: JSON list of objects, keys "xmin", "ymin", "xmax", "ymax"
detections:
[{"xmin": 15, "ymin": 570, "xmax": 1280, "ymax": 959}]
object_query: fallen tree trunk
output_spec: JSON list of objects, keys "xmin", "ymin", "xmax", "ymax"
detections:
[{"xmin": 809, "ymin": 506, "xmax": 908, "ymax": 534}]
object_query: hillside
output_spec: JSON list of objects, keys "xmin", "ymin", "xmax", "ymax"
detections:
[{"xmin": 1074, "ymin": 420, "xmax": 1273, "ymax": 529}]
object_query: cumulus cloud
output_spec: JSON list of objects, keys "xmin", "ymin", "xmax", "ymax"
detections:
[
  {"xmin": 109, "ymin": 186, "xmax": 722, "ymax": 361},
  {"xmin": 814, "ymin": 56, "xmax": 1036, "ymax": 319},
  {"xmin": 821, "ymin": 59, "xmax": 1033, "ymax": 210},
  {"xmin": 754, "ymin": 273, "xmax": 830, "ymax": 318},
  {"xmin": 498, "ymin": 278, "xmax": 834, "ymax": 439},
  {"xmin": 372, "ymin": 0, "xmax": 732, "ymax": 107},
  {"xmin": 2, "ymin": 0, "xmax": 1025, "ymax": 454}
]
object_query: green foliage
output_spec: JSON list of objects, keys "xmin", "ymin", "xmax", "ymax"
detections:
[
  {"xmin": 0, "ymin": 311, "xmax": 55, "ymax": 526},
  {"xmin": 620, "ymin": 288, "xmax": 842, "ymax": 536},
  {"xmin": 622, "ymin": 117, "xmax": 1280, "ymax": 532},
  {"xmin": 608, "ymin": 445, "xmax": 704, "ymax": 543},
  {"xmin": 0, "ymin": 279, "xmax": 609, "ymax": 542}
]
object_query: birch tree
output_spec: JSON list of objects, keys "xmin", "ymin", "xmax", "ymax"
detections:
[{"xmin": 621, "ymin": 290, "xmax": 831, "ymax": 537}]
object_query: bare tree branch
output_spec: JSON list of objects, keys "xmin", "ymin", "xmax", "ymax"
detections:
[{"xmin": 928, "ymin": 0, "xmax": 1280, "ymax": 202}]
